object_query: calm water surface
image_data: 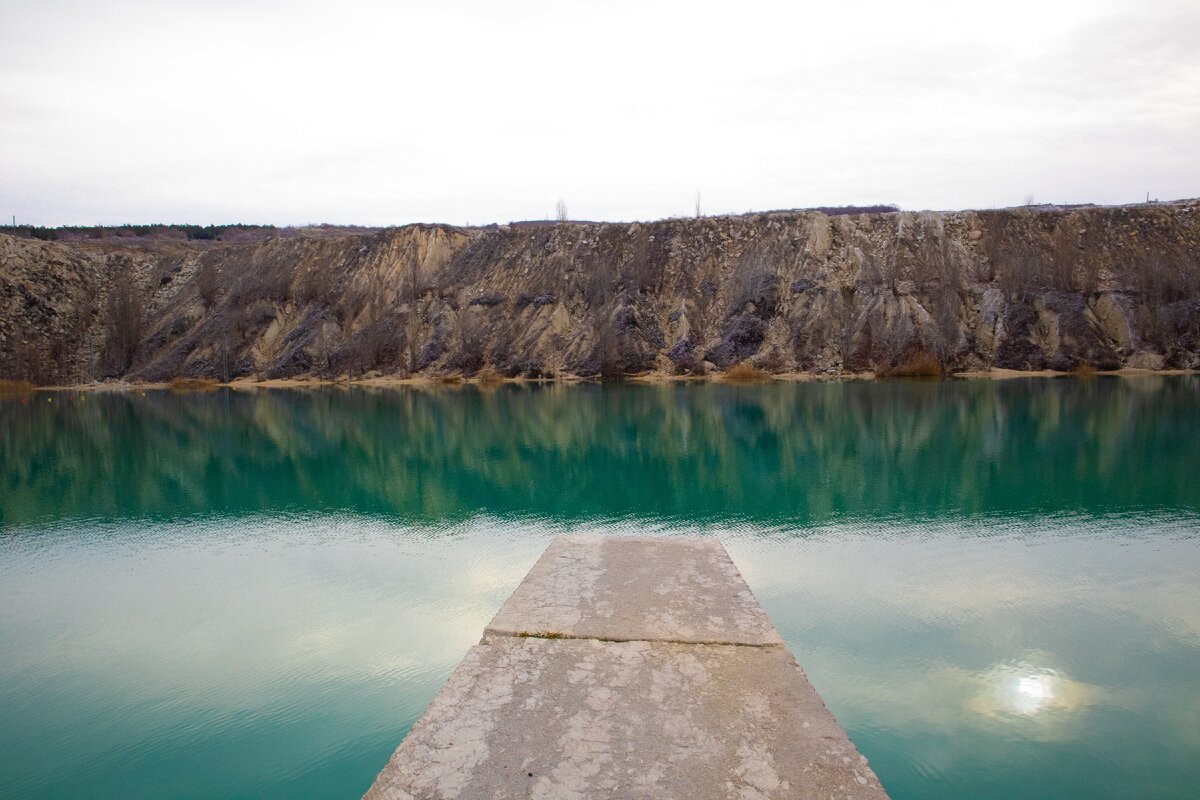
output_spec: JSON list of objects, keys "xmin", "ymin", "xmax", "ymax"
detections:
[{"xmin": 1, "ymin": 378, "xmax": 1198, "ymax": 799}]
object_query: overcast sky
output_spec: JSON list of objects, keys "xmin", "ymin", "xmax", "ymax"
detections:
[{"xmin": 1, "ymin": 0, "xmax": 1197, "ymax": 226}]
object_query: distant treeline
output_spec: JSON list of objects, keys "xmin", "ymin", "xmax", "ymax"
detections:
[
  {"xmin": 801, "ymin": 204, "xmax": 900, "ymax": 216},
  {"xmin": 0, "ymin": 223, "xmax": 276, "ymax": 242},
  {"xmin": 507, "ymin": 205, "xmax": 902, "ymax": 227}
]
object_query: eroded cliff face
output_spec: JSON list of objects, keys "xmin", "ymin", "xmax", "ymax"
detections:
[{"xmin": 2, "ymin": 201, "xmax": 1198, "ymax": 384}]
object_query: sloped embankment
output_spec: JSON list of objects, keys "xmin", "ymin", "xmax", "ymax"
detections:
[{"xmin": 1, "ymin": 202, "xmax": 1198, "ymax": 384}]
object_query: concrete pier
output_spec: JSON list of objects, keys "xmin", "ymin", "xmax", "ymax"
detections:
[{"xmin": 363, "ymin": 535, "xmax": 890, "ymax": 799}]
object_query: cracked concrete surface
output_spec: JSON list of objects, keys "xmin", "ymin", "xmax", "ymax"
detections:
[
  {"xmin": 362, "ymin": 535, "xmax": 889, "ymax": 799},
  {"xmin": 485, "ymin": 536, "xmax": 782, "ymax": 646}
]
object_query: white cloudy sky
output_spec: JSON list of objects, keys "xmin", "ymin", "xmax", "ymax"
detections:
[{"xmin": 1, "ymin": 0, "xmax": 1197, "ymax": 226}]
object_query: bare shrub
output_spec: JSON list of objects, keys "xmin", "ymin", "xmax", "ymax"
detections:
[
  {"xmin": 475, "ymin": 363, "xmax": 503, "ymax": 384},
  {"xmin": 0, "ymin": 379, "xmax": 36, "ymax": 393},
  {"xmin": 704, "ymin": 312, "xmax": 767, "ymax": 368},
  {"xmin": 876, "ymin": 351, "xmax": 942, "ymax": 378},
  {"xmin": 1070, "ymin": 361, "xmax": 1098, "ymax": 378},
  {"xmin": 721, "ymin": 361, "xmax": 772, "ymax": 383},
  {"xmin": 168, "ymin": 376, "xmax": 219, "ymax": 391}
]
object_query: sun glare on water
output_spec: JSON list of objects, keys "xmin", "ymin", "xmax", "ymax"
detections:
[{"xmin": 972, "ymin": 659, "xmax": 1098, "ymax": 720}]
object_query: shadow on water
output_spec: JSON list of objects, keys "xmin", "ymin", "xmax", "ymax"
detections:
[{"xmin": 2, "ymin": 376, "xmax": 1198, "ymax": 529}]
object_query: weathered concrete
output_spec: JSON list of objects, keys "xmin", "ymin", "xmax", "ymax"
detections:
[
  {"xmin": 363, "ymin": 535, "xmax": 890, "ymax": 800},
  {"xmin": 485, "ymin": 536, "xmax": 783, "ymax": 646}
]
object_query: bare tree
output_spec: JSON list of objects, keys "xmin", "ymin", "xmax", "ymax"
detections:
[
  {"xmin": 73, "ymin": 294, "xmax": 99, "ymax": 383},
  {"xmin": 731, "ymin": 248, "xmax": 775, "ymax": 310},
  {"xmin": 102, "ymin": 269, "xmax": 146, "ymax": 376},
  {"xmin": 297, "ymin": 262, "xmax": 334, "ymax": 304},
  {"xmin": 196, "ymin": 261, "xmax": 220, "ymax": 308},
  {"xmin": 450, "ymin": 306, "xmax": 487, "ymax": 374},
  {"xmin": 353, "ymin": 271, "xmax": 394, "ymax": 376},
  {"xmin": 882, "ymin": 306, "xmax": 914, "ymax": 368},
  {"xmin": 555, "ymin": 198, "xmax": 568, "ymax": 223},
  {"xmin": 404, "ymin": 258, "xmax": 423, "ymax": 374},
  {"xmin": 1048, "ymin": 223, "xmax": 1078, "ymax": 291},
  {"xmin": 310, "ymin": 322, "xmax": 338, "ymax": 376}
]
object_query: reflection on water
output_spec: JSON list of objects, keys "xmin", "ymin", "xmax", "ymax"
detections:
[
  {"xmin": 2, "ymin": 377, "xmax": 1198, "ymax": 527},
  {"xmin": 730, "ymin": 515, "xmax": 1200, "ymax": 799},
  {"xmin": 975, "ymin": 661, "xmax": 1093, "ymax": 717},
  {"xmin": 1, "ymin": 378, "xmax": 1199, "ymax": 799}
]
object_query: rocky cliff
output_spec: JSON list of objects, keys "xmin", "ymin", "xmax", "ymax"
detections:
[{"xmin": 2, "ymin": 201, "xmax": 1198, "ymax": 384}]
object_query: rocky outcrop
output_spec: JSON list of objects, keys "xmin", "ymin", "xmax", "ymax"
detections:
[{"xmin": 2, "ymin": 201, "xmax": 1198, "ymax": 384}]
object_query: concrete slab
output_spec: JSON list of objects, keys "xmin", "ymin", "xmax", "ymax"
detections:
[
  {"xmin": 363, "ymin": 535, "xmax": 890, "ymax": 799},
  {"xmin": 363, "ymin": 637, "xmax": 888, "ymax": 800},
  {"xmin": 484, "ymin": 535, "xmax": 783, "ymax": 646}
]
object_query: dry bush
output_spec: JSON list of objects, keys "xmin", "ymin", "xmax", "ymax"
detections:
[
  {"xmin": 1070, "ymin": 361, "xmax": 1098, "ymax": 378},
  {"xmin": 168, "ymin": 376, "xmax": 219, "ymax": 391},
  {"xmin": 876, "ymin": 351, "xmax": 942, "ymax": 378},
  {"xmin": 474, "ymin": 364, "xmax": 503, "ymax": 384},
  {"xmin": 0, "ymin": 379, "xmax": 36, "ymax": 393},
  {"xmin": 721, "ymin": 361, "xmax": 772, "ymax": 383}
]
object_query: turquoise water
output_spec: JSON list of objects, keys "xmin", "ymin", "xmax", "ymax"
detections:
[{"xmin": 1, "ymin": 378, "xmax": 1198, "ymax": 799}]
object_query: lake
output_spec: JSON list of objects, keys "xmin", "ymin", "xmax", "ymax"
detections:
[{"xmin": 2, "ymin": 377, "xmax": 1198, "ymax": 799}]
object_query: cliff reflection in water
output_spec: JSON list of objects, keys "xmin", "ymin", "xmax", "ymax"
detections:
[{"xmin": 2, "ymin": 376, "xmax": 1197, "ymax": 528}]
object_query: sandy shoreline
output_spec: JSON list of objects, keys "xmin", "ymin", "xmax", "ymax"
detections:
[{"xmin": 5, "ymin": 366, "xmax": 1194, "ymax": 394}]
